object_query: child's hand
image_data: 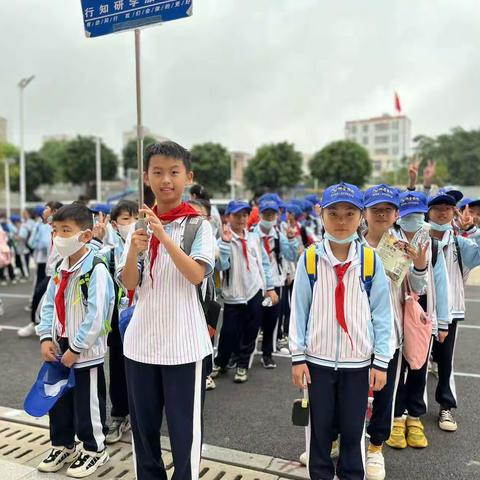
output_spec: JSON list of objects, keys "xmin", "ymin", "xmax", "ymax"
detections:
[
  {"xmin": 41, "ymin": 341, "xmax": 58, "ymax": 362},
  {"xmin": 292, "ymin": 364, "xmax": 311, "ymax": 389},
  {"xmin": 408, "ymin": 162, "xmax": 419, "ymax": 189},
  {"xmin": 265, "ymin": 290, "xmax": 279, "ymax": 305},
  {"xmin": 130, "ymin": 229, "xmax": 149, "ymax": 255},
  {"xmin": 437, "ymin": 331, "xmax": 448, "ymax": 343},
  {"xmin": 408, "ymin": 241, "xmax": 429, "ymax": 270},
  {"xmin": 221, "ymin": 224, "xmax": 233, "ymax": 242},
  {"xmin": 61, "ymin": 350, "xmax": 79, "ymax": 368},
  {"xmin": 370, "ymin": 368, "xmax": 387, "ymax": 391},
  {"xmin": 92, "ymin": 212, "xmax": 108, "ymax": 240},
  {"xmin": 457, "ymin": 205, "xmax": 474, "ymax": 231},
  {"xmin": 140, "ymin": 205, "xmax": 167, "ymax": 241}
]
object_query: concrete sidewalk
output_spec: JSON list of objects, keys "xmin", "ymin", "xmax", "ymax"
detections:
[{"xmin": 0, "ymin": 407, "xmax": 308, "ymax": 480}]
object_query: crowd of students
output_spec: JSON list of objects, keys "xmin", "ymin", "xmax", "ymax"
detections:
[{"xmin": 3, "ymin": 140, "xmax": 480, "ymax": 480}]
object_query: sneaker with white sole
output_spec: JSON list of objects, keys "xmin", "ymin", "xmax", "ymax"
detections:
[
  {"xmin": 106, "ymin": 416, "xmax": 130, "ymax": 444},
  {"xmin": 37, "ymin": 446, "xmax": 80, "ymax": 473},
  {"xmin": 299, "ymin": 451, "xmax": 307, "ymax": 466},
  {"xmin": 299, "ymin": 439, "xmax": 339, "ymax": 466},
  {"xmin": 17, "ymin": 323, "xmax": 36, "ymax": 337},
  {"xmin": 206, "ymin": 375, "xmax": 216, "ymax": 391},
  {"xmin": 234, "ymin": 368, "xmax": 248, "ymax": 383},
  {"xmin": 66, "ymin": 449, "xmax": 109, "ymax": 478},
  {"xmin": 366, "ymin": 449, "xmax": 385, "ymax": 480},
  {"xmin": 438, "ymin": 409, "xmax": 457, "ymax": 432},
  {"xmin": 261, "ymin": 356, "xmax": 277, "ymax": 369},
  {"xmin": 211, "ymin": 365, "xmax": 227, "ymax": 379}
]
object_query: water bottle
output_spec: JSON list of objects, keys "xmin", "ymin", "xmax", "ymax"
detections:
[
  {"xmin": 411, "ymin": 227, "xmax": 430, "ymax": 249},
  {"xmin": 262, "ymin": 297, "xmax": 273, "ymax": 307}
]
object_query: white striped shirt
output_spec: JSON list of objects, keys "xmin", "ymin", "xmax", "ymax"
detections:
[{"xmin": 121, "ymin": 217, "xmax": 215, "ymax": 365}]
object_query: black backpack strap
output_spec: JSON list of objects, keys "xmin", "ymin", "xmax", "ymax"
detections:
[
  {"xmin": 431, "ymin": 238, "xmax": 439, "ymax": 268},
  {"xmin": 453, "ymin": 235, "xmax": 464, "ymax": 277},
  {"xmin": 183, "ymin": 217, "xmax": 203, "ymax": 256}
]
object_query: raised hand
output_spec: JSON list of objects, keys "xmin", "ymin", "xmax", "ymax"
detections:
[
  {"xmin": 423, "ymin": 160, "xmax": 436, "ymax": 187},
  {"xmin": 457, "ymin": 205, "xmax": 474, "ymax": 231},
  {"xmin": 408, "ymin": 162, "xmax": 419, "ymax": 189},
  {"xmin": 139, "ymin": 204, "xmax": 166, "ymax": 241},
  {"xmin": 221, "ymin": 224, "xmax": 233, "ymax": 242}
]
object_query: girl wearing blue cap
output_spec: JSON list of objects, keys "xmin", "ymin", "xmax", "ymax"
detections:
[
  {"xmin": 387, "ymin": 191, "xmax": 450, "ymax": 450},
  {"xmin": 427, "ymin": 194, "xmax": 480, "ymax": 433},
  {"xmin": 213, "ymin": 200, "xmax": 277, "ymax": 383},
  {"xmin": 362, "ymin": 185, "xmax": 428, "ymax": 480},
  {"xmin": 289, "ymin": 182, "xmax": 393, "ymax": 480}
]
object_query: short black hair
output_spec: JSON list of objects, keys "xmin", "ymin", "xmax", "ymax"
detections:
[
  {"xmin": 144, "ymin": 141, "xmax": 192, "ymax": 172},
  {"xmin": 46, "ymin": 201, "xmax": 63, "ymax": 212},
  {"xmin": 189, "ymin": 198, "xmax": 211, "ymax": 217},
  {"xmin": 190, "ymin": 184, "xmax": 210, "ymax": 200},
  {"xmin": 111, "ymin": 200, "xmax": 139, "ymax": 222},
  {"xmin": 52, "ymin": 204, "xmax": 94, "ymax": 231}
]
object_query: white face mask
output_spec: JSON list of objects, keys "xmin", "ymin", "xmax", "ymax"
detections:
[
  {"xmin": 117, "ymin": 223, "xmax": 134, "ymax": 241},
  {"xmin": 53, "ymin": 232, "xmax": 86, "ymax": 258}
]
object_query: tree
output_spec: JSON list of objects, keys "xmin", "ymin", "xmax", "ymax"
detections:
[
  {"xmin": 0, "ymin": 142, "xmax": 19, "ymax": 190},
  {"xmin": 309, "ymin": 140, "xmax": 372, "ymax": 188},
  {"xmin": 191, "ymin": 142, "xmax": 231, "ymax": 195},
  {"xmin": 244, "ymin": 142, "xmax": 303, "ymax": 195},
  {"xmin": 60, "ymin": 136, "xmax": 118, "ymax": 198},
  {"xmin": 122, "ymin": 136, "xmax": 157, "ymax": 172},
  {"xmin": 39, "ymin": 139, "xmax": 69, "ymax": 183}
]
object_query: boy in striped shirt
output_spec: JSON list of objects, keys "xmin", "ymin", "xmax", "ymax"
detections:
[
  {"xmin": 290, "ymin": 183, "xmax": 394, "ymax": 480},
  {"xmin": 120, "ymin": 141, "xmax": 215, "ymax": 480},
  {"xmin": 36, "ymin": 203, "xmax": 115, "ymax": 478}
]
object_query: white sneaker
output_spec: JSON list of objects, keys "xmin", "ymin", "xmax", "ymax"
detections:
[
  {"xmin": 66, "ymin": 449, "xmax": 109, "ymax": 478},
  {"xmin": 37, "ymin": 446, "xmax": 80, "ymax": 473},
  {"xmin": 11, "ymin": 279, "xmax": 18, "ymax": 284},
  {"xmin": 105, "ymin": 416, "xmax": 130, "ymax": 444},
  {"xmin": 20, "ymin": 278, "xmax": 27, "ymax": 283},
  {"xmin": 17, "ymin": 323, "xmax": 36, "ymax": 337},
  {"xmin": 298, "ymin": 439, "xmax": 339, "ymax": 467},
  {"xmin": 0, "ymin": 281, "xmax": 7, "ymax": 286},
  {"xmin": 366, "ymin": 449, "xmax": 385, "ymax": 480},
  {"xmin": 206, "ymin": 375, "xmax": 216, "ymax": 391},
  {"xmin": 299, "ymin": 451, "xmax": 307, "ymax": 466},
  {"xmin": 438, "ymin": 409, "xmax": 458, "ymax": 432},
  {"xmin": 24, "ymin": 304, "xmax": 32, "ymax": 312}
]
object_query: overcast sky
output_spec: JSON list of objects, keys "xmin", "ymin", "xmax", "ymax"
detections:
[{"xmin": 1, "ymin": 0, "xmax": 479, "ymax": 156}]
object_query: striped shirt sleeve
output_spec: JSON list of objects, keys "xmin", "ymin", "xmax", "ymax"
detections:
[{"xmin": 189, "ymin": 219, "xmax": 215, "ymax": 276}]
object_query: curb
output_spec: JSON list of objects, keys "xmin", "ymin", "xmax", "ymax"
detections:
[{"xmin": 0, "ymin": 406, "xmax": 309, "ymax": 480}]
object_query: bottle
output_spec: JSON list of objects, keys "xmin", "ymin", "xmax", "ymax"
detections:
[
  {"xmin": 411, "ymin": 227, "xmax": 430, "ymax": 249},
  {"xmin": 262, "ymin": 297, "xmax": 273, "ymax": 307}
]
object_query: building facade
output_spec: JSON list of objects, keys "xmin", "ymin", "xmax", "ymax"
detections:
[{"xmin": 345, "ymin": 114, "xmax": 411, "ymax": 178}]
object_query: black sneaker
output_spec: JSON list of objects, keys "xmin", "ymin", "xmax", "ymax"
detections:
[
  {"xmin": 37, "ymin": 446, "xmax": 80, "ymax": 473},
  {"xmin": 66, "ymin": 450, "xmax": 109, "ymax": 478},
  {"xmin": 261, "ymin": 356, "xmax": 277, "ymax": 369},
  {"xmin": 227, "ymin": 358, "xmax": 238, "ymax": 370}
]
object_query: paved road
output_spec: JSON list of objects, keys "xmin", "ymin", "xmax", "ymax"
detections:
[{"xmin": 1, "ymin": 280, "xmax": 479, "ymax": 479}]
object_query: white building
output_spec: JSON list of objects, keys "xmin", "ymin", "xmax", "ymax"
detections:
[
  {"xmin": 0, "ymin": 117, "xmax": 7, "ymax": 143},
  {"xmin": 345, "ymin": 114, "xmax": 411, "ymax": 178}
]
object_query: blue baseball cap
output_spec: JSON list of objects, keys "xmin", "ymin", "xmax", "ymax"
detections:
[
  {"xmin": 321, "ymin": 182, "xmax": 363, "ymax": 210},
  {"xmin": 304, "ymin": 194, "xmax": 321, "ymax": 205},
  {"xmin": 259, "ymin": 193, "xmax": 286, "ymax": 209},
  {"xmin": 34, "ymin": 205, "xmax": 45, "ymax": 217},
  {"xmin": 259, "ymin": 200, "xmax": 280, "ymax": 213},
  {"xmin": 90, "ymin": 203, "xmax": 112, "ymax": 215},
  {"xmin": 10, "ymin": 214, "xmax": 21, "ymax": 223},
  {"xmin": 399, "ymin": 191, "xmax": 428, "ymax": 217},
  {"xmin": 458, "ymin": 197, "xmax": 480, "ymax": 210},
  {"xmin": 438, "ymin": 186, "xmax": 463, "ymax": 202},
  {"xmin": 285, "ymin": 203, "xmax": 302, "ymax": 219},
  {"xmin": 428, "ymin": 192, "xmax": 457, "ymax": 208},
  {"xmin": 226, "ymin": 200, "xmax": 251, "ymax": 215},
  {"xmin": 364, "ymin": 184, "xmax": 400, "ymax": 209},
  {"xmin": 24, "ymin": 361, "xmax": 76, "ymax": 417}
]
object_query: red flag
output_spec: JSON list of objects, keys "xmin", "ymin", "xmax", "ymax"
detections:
[{"xmin": 394, "ymin": 92, "xmax": 402, "ymax": 114}]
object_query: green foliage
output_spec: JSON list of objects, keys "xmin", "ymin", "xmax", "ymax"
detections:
[
  {"xmin": 244, "ymin": 142, "xmax": 303, "ymax": 195},
  {"xmin": 39, "ymin": 140, "xmax": 69, "ymax": 183},
  {"xmin": 190, "ymin": 142, "xmax": 231, "ymax": 195},
  {"xmin": 309, "ymin": 140, "xmax": 372, "ymax": 188},
  {"xmin": 122, "ymin": 136, "xmax": 157, "ymax": 171}
]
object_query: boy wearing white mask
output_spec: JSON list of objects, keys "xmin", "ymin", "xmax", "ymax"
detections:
[
  {"xmin": 254, "ymin": 200, "xmax": 299, "ymax": 368},
  {"xmin": 36, "ymin": 203, "xmax": 115, "ymax": 478}
]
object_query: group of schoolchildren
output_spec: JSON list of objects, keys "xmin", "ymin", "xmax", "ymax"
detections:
[{"xmin": 13, "ymin": 139, "xmax": 479, "ymax": 480}]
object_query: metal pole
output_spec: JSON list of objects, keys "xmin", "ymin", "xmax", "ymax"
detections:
[
  {"xmin": 135, "ymin": 29, "xmax": 144, "ymax": 213},
  {"xmin": 230, "ymin": 153, "xmax": 235, "ymax": 199},
  {"xmin": 95, "ymin": 137, "xmax": 102, "ymax": 202},
  {"xmin": 4, "ymin": 159, "xmax": 11, "ymax": 218},
  {"xmin": 19, "ymin": 88, "xmax": 25, "ymax": 212}
]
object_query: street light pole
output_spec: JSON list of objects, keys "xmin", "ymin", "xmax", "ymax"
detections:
[
  {"xmin": 95, "ymin": 137, "xmax": 102, "ymax": 202},
  {"xmin": 230, "ymin": 153, "xmax": 235, "ymax": 199},
  {"xmin": 18, "ymin": 75, "xmax": 35, "ymax": 212},
  {"xmin": 4, "ymin": 158, "xmax": 12, "ymax": 218}
]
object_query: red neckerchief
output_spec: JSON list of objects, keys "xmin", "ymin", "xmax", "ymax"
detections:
[
  {"xmin": 333, "ymin": 262, "xmax": 354, "ymax": 349},
  {"xmin": 148, "ymin": 203, "xmax": 199, "ymax": 280}
]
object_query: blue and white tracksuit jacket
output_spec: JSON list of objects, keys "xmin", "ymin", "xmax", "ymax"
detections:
[
  {"xmin": 289, "ymin": 240, "xmax": 394, "ymax": 372},
  {"xmin": 36, "ymin": 249, "xmax": 115, "ymax": 369}
]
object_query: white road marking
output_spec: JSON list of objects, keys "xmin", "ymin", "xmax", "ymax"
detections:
[
  {"xmin": 0, "ymin": 325, "xmax": 21, "ymax": 331},
  {"xmin": 459, "ymin": 324, "xmax": 480, "ymax": 330},
  {"xmin": 455, "ymin": 372, "xmax": 480, "ymax": 379},
  {"xmin": 0, "ymin": 293, "xmax": 31, "ymax": 299},
  {"xmin": 466, "ymin": 298, "xmax": 480, "ymax": 303}
]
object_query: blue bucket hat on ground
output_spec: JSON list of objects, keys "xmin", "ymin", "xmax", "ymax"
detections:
[
  {"xmin": 438, "ymin": 186, "xmax": 463, "ymax": 203},
  {"xmin": 226, "ymin": 200, "xmax": 251, "ymax": 215},
  {"xmin": 24, "ymin": 361, "xmax": 76, "ymax": 417},
  {"xmin": 321, "ymin": 182, "xmax": 364, "ymax": 210},
  {"xmin": 399, "ymin": 191, "xmax": 428, "ymax": 217},
  {"xmin": 428, "ymin": 192, "xmax": 457, "ymax": 208},
  {"xmin": 364, "ymin": 184, "xmax": 400, "ymax": 209},
  {"xmin": 259, "ymin": 200, "xmax": 280, "ymax": 213}
]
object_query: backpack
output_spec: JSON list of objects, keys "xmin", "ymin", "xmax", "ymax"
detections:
[
  {"xmin": 183, "ymin": 217, "xmax": 221, "ymax": 334},
  {"xmin": 304, "ymin": 243, "xmax": 376, "ymax": 297},
  {"xmin": 55, "ymin": 255, "xmax": 113, "ymax": 334},
  {"xmin": 453, "ymin": 235, "xmax": 464, "ymax": 277}
]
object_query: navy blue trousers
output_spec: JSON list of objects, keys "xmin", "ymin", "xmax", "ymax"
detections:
[
  {"xmin": 307, "ymin": 364, "xmax": 369, "ymax": 480},
  {"xmin": 125, "ymin": 357, "xmax": 206, "ymax": 480}
]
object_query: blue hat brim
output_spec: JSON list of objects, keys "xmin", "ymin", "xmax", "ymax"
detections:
[
  {"xmin": 428, "ymin": 194, "xmax": 457, "ymax": 208},
  {"xmin": 227, "ymin": 206, "xmax": 251, "ymax": 215},
  {"xmin": 399, "ymin": 205, "xmax": 428, "ymax": 217},
  {"xmin": 322, "ymin": 199, "xmax": 363, "ymax": 210},
  {"xmin": 443, "ymin": 190, "xmax": 463, "ymax": 202},
  {"xmin": 259, "ymin": 205, "xmax": 280, "ymax": 213},
  {"xmin": 364, "ymin": 197, "xmax": 399, "ymax": 209}
]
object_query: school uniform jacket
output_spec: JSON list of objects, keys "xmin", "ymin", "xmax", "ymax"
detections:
[
  {"xmin": 437, "ymin": 229, "xmax": 480, "ymax": 320},
  {"xmin": 36, "ymin": 249, "xmax": 115, "ymax": 369},
  {"xmin": 216, "ymin": 230, "xmax": 273, "ymax": 304},
  {"xmin": 253, "ymin": 224, "xmax": 299, "ymax": 288},
  {"xmin": 289, "ymin": 239, "xmax": 394, "ymax": 372}
]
